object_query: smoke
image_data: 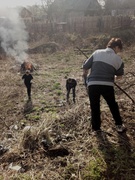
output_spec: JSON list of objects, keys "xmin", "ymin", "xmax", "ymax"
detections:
[{"xmin": 0, "ymin": 8, "xmax": 28, "ymax": 63}]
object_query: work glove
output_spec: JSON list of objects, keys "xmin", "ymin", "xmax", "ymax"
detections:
[{"xmin": 83, "ymin": 76, "xmax": 87, "ymax": 87}]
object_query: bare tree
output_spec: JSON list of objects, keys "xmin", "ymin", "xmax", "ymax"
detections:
[
  {"xmin": 41, "ymin": 0, "xmax": 54, "ymax": 21},
  {"xmin": 40, "ymin": 0, "xmax": 57, "ymax": 37}
]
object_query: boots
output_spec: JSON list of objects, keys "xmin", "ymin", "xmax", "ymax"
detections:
[{"xmin": 28, "ymin": 95, "xmax": 31, "ymax": 100}]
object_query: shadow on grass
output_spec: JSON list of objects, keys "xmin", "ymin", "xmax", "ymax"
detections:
[
  {"xmin": 95, "ymin": 131, "xmax": 134, "ymax": 179},
  {"xmin": 23, "ymin": 99, "xmax": 33, "ymax": 114}
]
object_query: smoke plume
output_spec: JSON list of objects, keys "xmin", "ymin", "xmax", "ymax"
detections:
[{"xmin": 0, "ymin": 8, "xmax": 28, "ymax": 63}]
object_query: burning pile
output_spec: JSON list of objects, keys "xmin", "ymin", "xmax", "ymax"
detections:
[{"xmin": 20, "ymin": 61, "xmax": 34, "ymax": 73}]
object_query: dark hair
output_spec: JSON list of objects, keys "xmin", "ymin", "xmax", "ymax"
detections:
[{"xmin": 107, "ymin": 38, "xmax": 123, "ymax": 50}]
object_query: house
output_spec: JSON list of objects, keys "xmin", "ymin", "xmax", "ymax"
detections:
[
  {"xmin": 19, "ymin": 7, "xmax": 32, "ymax": 19},
  {"xmin": 64, "ymin": 0, "xmax": 102, "ymax": 17},
  {"xmin": 51, "ymin": 0, "xmax": 102, "ymax": 22}
]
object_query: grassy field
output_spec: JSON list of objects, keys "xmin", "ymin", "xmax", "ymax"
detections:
[{"xmin": 0, "ymin": 45, "xmax": 135, "ymax": 179}]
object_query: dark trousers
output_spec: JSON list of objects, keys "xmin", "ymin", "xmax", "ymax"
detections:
[
  {"xmin": 67, "ymin": 87, "xmax": 76, "ymax": 102},
  {"xmin": 88, "ymin": 85, "xmax": 122, "ymax": 131},
  {"xmin": 25, "ymin": 83, "xmax": 31, "ymax": 98}
]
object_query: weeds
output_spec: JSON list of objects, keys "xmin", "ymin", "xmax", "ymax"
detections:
[{"xmin": 0, "ymin": 37, "xmax": 135, "ymax": 179}]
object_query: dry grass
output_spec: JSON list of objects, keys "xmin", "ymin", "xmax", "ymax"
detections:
[{"xmin": 0, "ymin": 46, "xmax": 135, "ymax": 179}]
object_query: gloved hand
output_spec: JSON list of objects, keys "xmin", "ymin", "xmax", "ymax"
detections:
[
  {"xmin": 83, "ymin": 77, "xmax": 87, "ymax": 87},
  {"xmin": 82, "ymin": 69, "xmax": 88, "ymax": 87},
  {"xmin": 115, "ymin": 75, "xmax": 122, "ymax": 81}
]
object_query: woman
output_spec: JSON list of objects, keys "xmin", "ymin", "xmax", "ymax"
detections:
[{"xmin": 83, "ymin": 38, "xmax": 126, "ymax": 133}]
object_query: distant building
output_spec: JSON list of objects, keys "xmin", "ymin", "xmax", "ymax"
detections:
[
  {"xmin": 19, "ymin": 7, "xmax": 32, "ymax": 19},
  {"xmin": 65, "ymin": 0, "xmax": 102, "ymax": 17}
]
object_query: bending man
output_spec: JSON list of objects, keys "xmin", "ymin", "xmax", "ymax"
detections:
[{"xmin": 83, "ymin": 38, "xmax": 126, "ymax": 133}]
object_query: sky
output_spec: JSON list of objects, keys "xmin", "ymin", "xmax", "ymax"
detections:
[{"xmin": 0, "ymin": 0, "xmax": 41, "ymax": 8}]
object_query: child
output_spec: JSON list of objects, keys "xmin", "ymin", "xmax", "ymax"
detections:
[
  {"xmin": 66, "ymin": 78, "xmax": 77, "ymax": 103},
  {"xmin": 22, "ymin": 70, "xmax": 33, "ymax": 100}
]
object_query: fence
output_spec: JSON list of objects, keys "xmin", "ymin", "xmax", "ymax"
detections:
[
  {"xmin": 24, "ymin": 15, "xmax": 132, "ymax": 40},
  {"xmin": 65, "ymin": 16, "xmax": 131, "ymax": 34}
]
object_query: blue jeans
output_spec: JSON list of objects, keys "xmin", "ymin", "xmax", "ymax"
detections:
[{"xmin": 88, "ymin": 85, "xmax": 122, "ymax": 131}]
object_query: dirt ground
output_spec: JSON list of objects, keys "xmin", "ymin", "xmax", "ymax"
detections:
[{"xmin": 0, "ymin": 46, "xmax": 135, "ymax": 179}]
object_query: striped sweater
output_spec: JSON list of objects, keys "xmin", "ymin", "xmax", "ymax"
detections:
[{"xmin": 83, "ymin": 48, "xmax": 124, "ymax": 86}]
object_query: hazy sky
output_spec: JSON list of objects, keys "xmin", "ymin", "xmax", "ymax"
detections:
[{"xmin": 0, "ymin": 0, "xmax": 41, "ymax": 8}]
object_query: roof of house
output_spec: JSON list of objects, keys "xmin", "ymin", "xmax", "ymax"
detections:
[
  {"xmin": 64, "ymin": 0, "xmax": 101, "ymax": 11},
  {"xmin": 19, "ymin": 7, "xmax": 32, "ymax": 18}
]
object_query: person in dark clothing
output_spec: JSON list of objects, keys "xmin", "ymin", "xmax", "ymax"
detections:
[
  {"xmin": 22, "ymin": 70, "xmax": 33, "ymax": 100},
  {"xmin": 66, "ymin": 78, "xmax": 77, "ymax": 103},
  {"xmin": 83, "ymin": 38, "xmax": 126, "ymax": 133}
]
